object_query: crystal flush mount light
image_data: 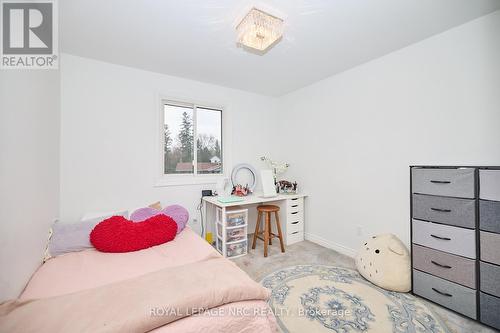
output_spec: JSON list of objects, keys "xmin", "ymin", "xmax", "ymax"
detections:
[{"xmin": 236, "ymin": 8, "xmax": 284, "ymax": 52}]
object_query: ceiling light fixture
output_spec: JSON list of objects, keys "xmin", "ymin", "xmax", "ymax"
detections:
[{"xmin": 236, "ymin": 8, "xmax": 284, "ymax": 52}]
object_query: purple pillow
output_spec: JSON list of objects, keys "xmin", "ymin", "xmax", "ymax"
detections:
[
  {"xmin": 162, "ymin": 205, "xmax": 189, "ymax": 233},
  {"xmin": 130, "ymin": 205, "xmax": 189, "ymax": 234},
  {"xmin": 129, "ymin": 207, "xmax": 159, "ymax": 222}
]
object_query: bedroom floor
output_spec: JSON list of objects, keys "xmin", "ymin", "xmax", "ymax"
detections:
[{"xmin": 233, "ymin": 238, "xmax": 495, "ymax": 333}]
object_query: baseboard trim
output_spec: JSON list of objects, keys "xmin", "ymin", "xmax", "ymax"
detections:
[{"xmin": 305, "ymin": 232, "xmax": 357, "ymax": 258}]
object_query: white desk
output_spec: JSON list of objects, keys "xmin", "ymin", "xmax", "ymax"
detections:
[
  {"xmin": 202, "ymin": 192, "xmax": 306, "ymax": 208},
  {"xmin": 202, "ymin": 192, "xmax": 307, "ymax": 258}
]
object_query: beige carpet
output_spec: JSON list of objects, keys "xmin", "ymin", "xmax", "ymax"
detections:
[{"xmin": 234, "ymin": 238, "xmax": 496, "ymax": 333}]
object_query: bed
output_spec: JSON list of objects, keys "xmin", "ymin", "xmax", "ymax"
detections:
[{"xmin": 5, "ymin": 226, "xmax": 277, "ymax": 332}]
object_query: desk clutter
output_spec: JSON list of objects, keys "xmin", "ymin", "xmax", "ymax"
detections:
[
  {"xmin": 230, "ymin": 163, "xmax": 257, "ymax": 197},
  {"xmin": 207, "ymin": 158, "xmax": 304, "ymax": 259},
  {"xmin": 277, "ymin": 180, "xmax": 298, "ymax": 194}
]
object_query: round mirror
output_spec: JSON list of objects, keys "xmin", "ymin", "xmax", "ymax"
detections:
[{"xmin": 231, "ymin": 163, "xmax": 257, "ymax": 191}]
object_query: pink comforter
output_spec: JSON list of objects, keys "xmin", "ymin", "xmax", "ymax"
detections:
[{"xmin": 19, "ymin": 227, "xmax": 278, "ymax": 333}]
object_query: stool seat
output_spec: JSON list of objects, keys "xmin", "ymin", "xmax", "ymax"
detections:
[
  {"xmin": 257, "ymin": 205, "xmax": 280, "ymax": 213},
  {"xmin": 252, "ymin": 205, "xmax": 285, "ymax": 257}
]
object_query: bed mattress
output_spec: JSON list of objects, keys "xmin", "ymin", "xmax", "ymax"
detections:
[{"xmin": 20, "ymin": 226, "xmax": 277, "ymax": 333}]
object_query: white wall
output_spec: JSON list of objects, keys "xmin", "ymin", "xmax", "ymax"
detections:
[
  {"xmin": 3, "ymin": 11, "xmax": 498, "ymax": 303},
  {"xmin": 278, "ymin": 11, "xmax": 500, "ymax": 256},
  {"xmin": 60, "ymin": 54, "xmax": 279, "ymax": 232},
  {"xmin": 0, "ymin": 70, "xmax": 60, "ymax": 300}
]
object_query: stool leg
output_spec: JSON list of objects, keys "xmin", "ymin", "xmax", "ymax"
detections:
[
  {"xmin": 268, "ymin": 216, "xmax": 272, "ymax": 245},
  {"xmin": 275, "ymin": 211, "xmax": 285, "ymax": 253},
  {"xmin": 264, "ymin": 212, "xmax": 269, "ymax": 257},
  {"xmin": 252, "ymin": 211, "xmax": 261, "ymax": 250}
]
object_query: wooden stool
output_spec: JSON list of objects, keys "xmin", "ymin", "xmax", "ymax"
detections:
[{"xmin": 251, "ymin": 205, "xmax": 285, "ymax": 257}]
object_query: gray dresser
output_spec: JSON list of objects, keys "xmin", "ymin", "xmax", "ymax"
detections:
[
  {"xmin": 479, "ymin": 169, "xmax": 500, "ymax": 330},
  {"xmin": 411, "ymin": 166, "xmax": 500, "ymax": 330}
]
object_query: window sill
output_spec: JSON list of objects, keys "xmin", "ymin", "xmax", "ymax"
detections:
[{"xmin": 154, "ymin": 175, "xmax": 226, "ymax": 187}]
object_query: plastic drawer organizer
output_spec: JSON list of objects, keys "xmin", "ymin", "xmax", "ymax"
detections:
[{"xmin": 216, "ymin": 206, "xmax": 248, "ymax": 258}]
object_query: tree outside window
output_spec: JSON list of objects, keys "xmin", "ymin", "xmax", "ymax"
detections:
[{"xmin": 163, "ymin": 103, "xmax": 222, "ymax": 175}]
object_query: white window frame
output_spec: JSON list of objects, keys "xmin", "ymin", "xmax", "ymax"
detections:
[{"xmin": 155, "ymin": 97, "xmax": 228, "ymax": 187}]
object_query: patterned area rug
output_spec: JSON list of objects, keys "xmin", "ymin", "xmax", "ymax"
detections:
[{"xmin": 261, "ymin": 265, "xmax": 450, "ymax": 333}]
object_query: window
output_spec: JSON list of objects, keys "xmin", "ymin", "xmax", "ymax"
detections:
[{"xmin": 163, "ymin": 101, "xmax": 223, "ymax": 176}]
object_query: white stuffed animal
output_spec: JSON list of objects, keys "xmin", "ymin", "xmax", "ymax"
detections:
[{"xmin": 355, "ymin": 233, "xmax": 411, "ymax": 292}]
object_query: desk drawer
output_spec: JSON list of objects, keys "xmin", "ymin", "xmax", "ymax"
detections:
[
  {"xmin": 412, "ymin": 244, "xmax": 476, "ymax": 288},
  {"xmin": 287, "ymin": 197, "xmax": 303, "ymax": 211},
  {"xmin": 479, "ymin": 200, "xmax": 500, "ymax": 233},
  {"xmin": 286, "ymin": 231, "xmax": 304, "ymax": 245},
  {"xmin": 413, "ymin": 194, "xmax": 475, "ymax": 228},
  {"xmin": 412, "ymin": 219, "xmax": 476, "ymax": 258},
  {"xmin": 480, "ymin": 231, "xmax": 500, "ymax": 265},
  {"xmin": 480, "ymin": 261, "xmax": 500, "ymax": 297},
  {"xmin": 413, "ymin": 269, "xmax": 477, "ymax": 319},
  {"xmin": 287, "ymin": 220, "xmax": 304, "ymax": 234},
  {"xmin": 480, "ymin": 170, "xmax": 500, "ymax": 201},
  {"xmin": 412, "ymin": 168, "xmax": 475, "ymax": 198},
  {"xmin": 480, "ymin": 292, "xmax": 500, "ymax": 330},
  {"xmin": 287, "ymin": 210, "xmax": 304, "ymax": 223}
]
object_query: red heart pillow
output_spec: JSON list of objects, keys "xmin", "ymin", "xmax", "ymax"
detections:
[{"xmin": 90, "ymin": 215, "xmax": 177, "ymax": 253}]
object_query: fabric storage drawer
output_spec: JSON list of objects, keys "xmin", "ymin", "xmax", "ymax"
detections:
[
  {"xmin": 413, "ymin": 269, "xmax": 477, "ymax": 319},
  {"xmin": 412, "ymin": 219, "xmax": 476, "ymax": 258},
  {"xmin": 412, "ymin": 244, "xmax": 476, "ymax": 288},
  {"xmin": 480, "ymin": 292, "xmax": 500, "ymax": 330},
  {"xmin": 480, "ymin": 231, "xmax": 500, "ymax": 265},
  {"xmin": 479, "ymin": 200, "xmax": 500, "ymax": 233},
  {"xmin": 480, "ymin": 170, "xmax": 500, "ymax": 201},
  {"xmin": 412, "ymin": 168, "xmax": 475, "ymax": 199},
  {"xmin": 412, "ymin": 194, "xmax": 475, "ymax": 228},
  {"xmin": 480, "ymin": 261, "xmax": 500, "ymax": 297}
]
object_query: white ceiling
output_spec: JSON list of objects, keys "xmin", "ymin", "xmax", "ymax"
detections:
[{"xmin": 60, "ymin": 0, "xmax": 500, "ymax": 96}]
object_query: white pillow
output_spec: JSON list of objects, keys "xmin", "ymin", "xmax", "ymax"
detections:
[{"xmin": 43, "ymin": 211, "xmax": 128, "ymax": 261}]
